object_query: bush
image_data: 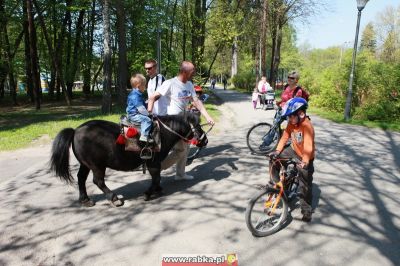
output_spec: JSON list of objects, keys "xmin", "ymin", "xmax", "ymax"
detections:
[{"xmin": 231, "ymin": 71, "xmax": 255, "ymax": 92}]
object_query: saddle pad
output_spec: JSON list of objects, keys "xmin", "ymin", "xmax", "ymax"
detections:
[{"xmin": 124, "ymin": 121, "xmax": 161, "ymax": 152}]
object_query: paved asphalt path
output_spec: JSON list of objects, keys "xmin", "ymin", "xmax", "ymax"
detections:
[{"xmin": 0, "ymin": 86, "xmax": 399, "ymax": 266}]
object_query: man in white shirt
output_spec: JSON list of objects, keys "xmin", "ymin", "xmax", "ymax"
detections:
[
  {"xmin": 145, "ymin": 59, "xmax": 166, "ymax": 115},
  {"xmin": 147, "ymin": 61, "xmax": 215, "ymax": 180}
]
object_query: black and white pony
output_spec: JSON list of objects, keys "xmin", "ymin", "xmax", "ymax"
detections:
[{"xmin": 50, "ymin": 113, "xmax": 207, "ymax": 206}]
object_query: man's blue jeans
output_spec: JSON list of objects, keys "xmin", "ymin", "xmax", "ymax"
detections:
[{"xmin": 128, "ymin": 114, "xmax": 152, "ymax": 137}]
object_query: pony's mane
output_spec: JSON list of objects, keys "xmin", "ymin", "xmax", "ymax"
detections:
[{"xmin": 159, "ymin": 112, "xmax": 200, "ymax": 132}]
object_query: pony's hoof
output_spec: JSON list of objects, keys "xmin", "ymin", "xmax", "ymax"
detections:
[
  {"xmin": 80, "ymin": 198, "xmax": 95, "ymax": 207},
  {"xmin": 111, "ymin": 195, "xmax": 124, "ymax": 207},
  {"xmin": 154, "ymin": 190, "xmax": 163, "ymax": 198},
  {"xmin": 112, "ymin": 199, "xmax": 124, "ymax": 207},
  {"xmin": 144, "ymin": 193, "xmax": 151, "ymax": 201},
  {"xmin": 143, "ymin": 191, "xmax": 162, "ymax": 201}
]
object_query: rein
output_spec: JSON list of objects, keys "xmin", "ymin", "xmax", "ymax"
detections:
[{"xmin": 155, "ymin": 117, "xmax": 196, "ymax": 143}]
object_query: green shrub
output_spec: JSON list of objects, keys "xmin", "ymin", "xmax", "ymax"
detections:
[{"xmin": 231, "ymin": 71, "xmax": 255, "ymax": 92}]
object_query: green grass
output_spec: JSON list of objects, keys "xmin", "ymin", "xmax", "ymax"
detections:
[
  {"xmin": 231, "ymin": 86, "xmax": 399, "ymax": 132},
  {"xmin": 0, "ymin": 111, "xmax": 121, "ymax": 151},
  {"xmin": 0, "ymin": 93, "xmax": 221, "ymax": 151},
  {"xmin": 308, "ymin": 106, "xmax": 400, "ymax": 132}
]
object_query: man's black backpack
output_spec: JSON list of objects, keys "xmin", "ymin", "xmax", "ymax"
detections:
[{"xmin": 154, "ymin": 74, "xmax": 165, "ymax": 90}]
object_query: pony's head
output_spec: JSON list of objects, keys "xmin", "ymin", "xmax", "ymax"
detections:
[
  {"xmin": 185, "ymin": 113, "xmax": 208, "ymax": 148},
  {"xmin": 158, "ymin": 113, "xmax": 209, "ymax": 148}
]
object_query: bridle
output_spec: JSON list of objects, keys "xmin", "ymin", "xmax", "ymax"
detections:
[{"xmin": 155, "ymin": 117, "xmax": 203, "ymax": 143}]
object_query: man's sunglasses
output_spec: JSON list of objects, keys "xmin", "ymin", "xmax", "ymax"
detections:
[
  {"xmin": 288, "ymin": 76, "xmax": 295, "ymax": 80},
  {"xmin": 145, "ymin": 66, "xmax": 154, "ymax": 70}
]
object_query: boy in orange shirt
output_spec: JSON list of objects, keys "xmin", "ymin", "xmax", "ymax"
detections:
[{"xmin": 269, "ymin": 97, "xmax": 315, "ymax": 222}]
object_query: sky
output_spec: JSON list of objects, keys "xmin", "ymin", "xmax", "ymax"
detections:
[{"xmin": 295, "ymin": 0, "xmax": 399, "ymax": 49}]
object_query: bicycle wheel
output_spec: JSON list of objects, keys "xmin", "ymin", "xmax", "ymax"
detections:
[
  {"xmin": 186, "ymin": 145, "xmax": 203, "ymax": 165},
  {"xmin": 246, "ymin": 123, "xmax": 280, "ymax": 155},
  {"xmin": 245, "ymin": 187, "xmax": 288, "ymax": 237}
]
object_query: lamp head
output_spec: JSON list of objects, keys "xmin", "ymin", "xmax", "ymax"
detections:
[{"xmin": 357, "ymin": 0, "xmax": 369, "ymax": 11}]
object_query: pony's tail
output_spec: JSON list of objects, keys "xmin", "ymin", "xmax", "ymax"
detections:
[{"xmin": 50, "ymin": 128, "xmax": 75, "ymax": 184}]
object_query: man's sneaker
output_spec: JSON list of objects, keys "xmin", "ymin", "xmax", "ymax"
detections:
[
  {"xmin": 139, "ymin": 135, "xmax": 148, "ymax": 142},
  {"xmin": 139, "ymin": 135, "xmax": 154, "ymax": 143},
  {"xmin": 174, "ymin": 174, "xmax": 194, "ymax": 181}
]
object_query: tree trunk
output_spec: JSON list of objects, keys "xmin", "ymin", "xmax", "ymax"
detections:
[
  {"xmin": 0, "ymin": 0, "xmax": 17, "ymax": 105},
  {"xmin": 26, "ymin": 0, "xmax": 41, "ymax": 110},
  {"xmin": 115, "ymin": 0, "xmax": 128, "ymax": 108},
  {"xmin": 0, "ymin": 79, "xmax": 4, "ymax": 99},
  {"xmin": 191, "ymin": 0, "xmax": 206, "ymax": 70},
  {"xmin": 191, "ymin": 0, "xmax": 201, "ymax": 67},
  {"xmin": 66, "ymin": 9, "xmax": 85, "ymax": 100},
  {"xmin": 83, "ymin": 0, "xmax": 96, "ymax": 98},
  {"xmin": 260, "ymin": 0, "xmax": 268, "ymax": 77},
  {"xmin": 33, "ymin": 0, "xmax": 60, "ymax": 100},
  {"xmin": 23, "ymin": 0, "xmax": 34, "ymax": 102},
  {"xmin": 166, "ymin": 0, "xmax": 178, "ymax": 74},
  {"xmin": 91, "ymin": 61, "xmax": 104, "ymax": 93},
  {"xmin": 231, "ymin": 37, "xmax": 238, "ymax": 78},
  {"xmin": 204, "ymin": 44, "xmax": 223, "ymax": 84},
  {"xmin": 54, "ymin": 0, "xmax": 72, "ymax": 105},
  {"xmin": 102, "ymin": 0, "xmax": 112, "ymax": 114},
  {"xmin": 65, "ymin": 11, "xmax": 72, "ymax": 99},
  {"xmin": 182, "ymin": 0, "xmax": 187, "ymax": 61},
  {"xmin": 254, "ymin": 37, "xmax": 260, "ymax": 86},
  {"xmin": 49, "ymin": 0, "xmax": 57, "ymax": 98},
  {"xmin": 269, "ymin": 25, "xmax": 277, "ymax": 86},
  {"xmin": 4, "ymin": 25, "xmax": 17, "ymax": 105},
  {"xmin": 270, "ymin": 24, "xmax": 283, "ymax": 88}
]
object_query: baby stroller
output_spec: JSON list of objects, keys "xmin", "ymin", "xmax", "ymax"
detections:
[{"xmin": 264, "ymin": 90, "xmax": 275, "ymax": 109}]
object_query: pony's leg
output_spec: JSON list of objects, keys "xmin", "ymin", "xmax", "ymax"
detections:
[
  {"xmin": 145, "ymin": 163, "xmax": 162, "ymax": 201},
  {"xmin": 92, "ymin": 168, "xmax": 124, "ymax": 207},
  {"xmin": 77, "ymin": 165, "xmax": 95, "ymax": 207}
]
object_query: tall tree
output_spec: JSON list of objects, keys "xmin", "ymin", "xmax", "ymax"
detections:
[
  {"xmin": 191, "ymin": 0, "xmax": 207, "ymax": 71},
  {"xmin": 102, "ymin": 0, "xmax": 112, "ymax": 114},
  {"xmin": 51, "ymin": 0, "xmax": 72, "ymax": 105},
  {"xmin": 375, "ymin": 5, "xmax": 400, "ymax": 63},
  {"xmin": 66, "ymin": 8, "xmax": 86, "ymax": 99},
  {"xmin": 33, "ymin": 0, "xmax": 59, "ymax": 100},
  {"xmin": 82, "ymin": 0, "xmax": 96, "ymax": 98},
  {"xmin": 165, "ymin": 0, "xmax": 179, "ymax": 74},
  {"xmin": 23, "ymin": 0, "xmax": 34, "ymax": 102},
  {"xmin": 115, "ymin": 0, "xmax": 128, "ymax": 108},
  {"xmin": 260, "ymin": 0, "xmax": 268, "ymax": 77},
  {"xmin": 360, "ymin": 22, "xmax": 377, "ymax": 53},
  {"xmin": 0, "ymin": 0, "xmax": 17, "ymax": 104},
  {"xmin": 268, "ymin": 0, "xmax": 321, "ymax": 87},
  {"xmin": 26, "ymin": 0, "xmax": 41, "ymax": 109}
]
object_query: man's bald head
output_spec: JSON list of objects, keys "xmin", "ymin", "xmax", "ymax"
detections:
[
  {"xmin": 178, "ymin": 61, "xmax": 196, "ymax": 82},
  {"xmin": 179, "ymin": 61, "xmax": 195, "ymax": 73}
]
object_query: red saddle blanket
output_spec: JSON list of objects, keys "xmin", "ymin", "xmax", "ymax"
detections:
[{"xmin": 116, "ymin": 116, "xmax": 161, "ymax": 152}]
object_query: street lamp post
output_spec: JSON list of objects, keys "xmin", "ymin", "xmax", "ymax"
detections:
[{"xmin": 344, "ymin": 0, "xmax": 369, "ymax": 121}]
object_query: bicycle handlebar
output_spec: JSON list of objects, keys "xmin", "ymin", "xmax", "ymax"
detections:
[{"xmin": 270, "ymin": 157, "xmax": 301, "ymax": 166}]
